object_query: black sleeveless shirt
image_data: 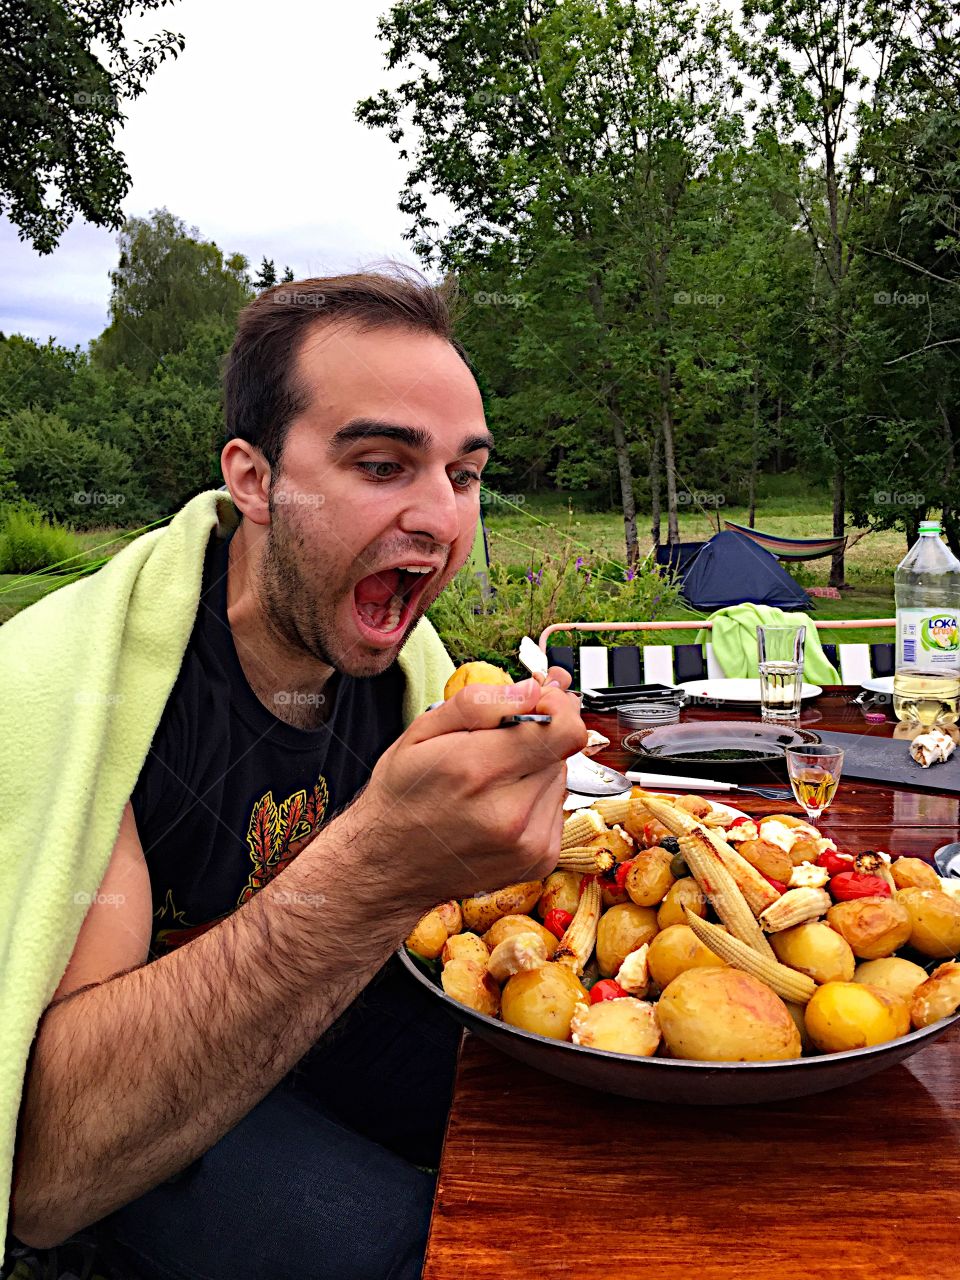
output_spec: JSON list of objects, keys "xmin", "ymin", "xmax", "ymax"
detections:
[{"xmin": 131, "ymin": 532, "xmax": 405, "ymax": 959}]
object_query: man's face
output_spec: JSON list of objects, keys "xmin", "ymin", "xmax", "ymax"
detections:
[{"xmin": 260, "ymin": 322, "xmax": 490, "ymax": 678}]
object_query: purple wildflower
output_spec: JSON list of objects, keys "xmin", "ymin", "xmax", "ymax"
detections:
[
  {"xmin": 575, "ymin": 556, "xmax": 584, "ymax": 570},
  {"xmin": 624, "ymin": 568, "xmax": 636, "ymax": 582}
]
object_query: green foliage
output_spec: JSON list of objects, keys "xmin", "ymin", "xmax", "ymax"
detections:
[
  {"xmin": 427, "ymin": 551, "xmax": 683, "ymax": 673},
  {"xmin": 0, "ymin": 503, "xmax": 84, "ymax": 574},
  {"xmin": 0, "ymin": 0, "xmax": 185, "ymax": 253},
  {"xmin": 93, "ymin": 208, "xmax": 251, "ymax": 379}
]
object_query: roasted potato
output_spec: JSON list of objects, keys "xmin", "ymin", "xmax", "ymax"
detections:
[
  {"xmin": 897, "ymin": 888, "xmax": 960, "ymax": 958},
  {"xmin": 596, "ymin": 902, "xmax": 659, "ymax": 977},
  {"xmin": 854, "ymin": 956, "xmax": 928, "ymax": 1004},
  {"xmin": 501, "ymin": 962, "xmax": 588, "ymax": 1040},
  {"xmin": 826, "ymin": 896, "xmax": 912, "ymax": 960},
  {"xmin": 647, "ymin": 923, "xmax": 727, "ymax": 989},
  {"xmin": 537, "ymin": 871, "xmax": 582, "ymax": 918},
  {"xmin": 570, "ymin": 997, "xmax": 661, "ymax": 1056},
  {"xmin": 440, "ymin": 958, "xmax": 500, "ymax": 1016},
  {"xmin": 625, "ymin": 848, "xmax": 675, "ymax": 908},
  {"xmin": 406, "ymin": 902, "xmax": 460, "ymax": 959},
  {"xmin": 738, "ymin": 838, "xmax": 794, "ymax": 885},
  {"xmin": 787, "ymin": 837, "xmax": 824, "ymax": 868},
  {"xmin": 658, "ymin": 967, "xmax": 801, "ymax": 1062},
  {"xmin": 770, "ymin": 921, "xmax": 856, "ymax": 985},
  {"xmin": 482, "ymin": 913, "xmax": 558, "ymax": 958},
  {"xmin": 592, "ymin": 826, "xmax": 635, "ymax": 863},
  {"xmin": 461, "ymin": 881, "xmax": 543, "ymax": 934},
  {"xmin": 623, "ymin": 799, "xmax": 671, "ymax": 848},
  {"xmin": 656, "ymin": 877, "xmax": 707, "ymax": 930},
  {"xmin": 910, "ymin": 960, "xmax": 960, "ymax": 1028},
  {"xmin": 804, "ymin": 981, "xmax": 910, "ymax": 1053},
  {"xmin": 443, "ymin": 661, "xmax": 513, "ymax": 699},
  {"xmin": 676, "ymin": 794, "xmax": 712, "ymax": 818},
  {"xmin": 891, "ymin": 856, "xmax": 941, "ymax": 892},
  {"xmin": 441, "ymin": 931, "xmax": 490, "ymax": 967}
]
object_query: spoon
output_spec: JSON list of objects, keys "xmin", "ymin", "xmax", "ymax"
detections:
[{"xmin": 933, "ymin": 841, "xmax": 960, "ymax": 879}]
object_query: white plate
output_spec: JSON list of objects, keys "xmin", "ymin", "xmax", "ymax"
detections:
[
  {"xmin": 861, "ymin": 676, "xmax": 894, "ymax": 696},
  {"xmin": 680, "ymin": 677, "xmax": 822, "ymax": 703},
  {"xmin": 563, "ymin": 789, "xmax": 749, "ymax": 824}
]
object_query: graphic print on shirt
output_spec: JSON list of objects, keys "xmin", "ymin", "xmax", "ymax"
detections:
[{"xmin": 152, "ymin": 774, "xmax": 329, "ymax": 952}]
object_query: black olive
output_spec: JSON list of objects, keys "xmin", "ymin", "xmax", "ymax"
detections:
[{"xmin": 660, "ymin": 836, "xmax": 680, "ymax": 854}]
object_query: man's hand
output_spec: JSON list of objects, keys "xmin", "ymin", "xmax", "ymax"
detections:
[{"xmin": 351, "ymin": 673, "xmax": 586, "ymax": 909}]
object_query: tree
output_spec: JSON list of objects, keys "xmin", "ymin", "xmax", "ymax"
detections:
[
  {"xmin": 93, "ymin": 208, "xmax": 251, "ymax": 378},
  {"xmin": 0, "ymin": 0, "xmax": 184, "ymax": 253},
  {"xmin": 281, "ymin": 265, "xmax": 294, "ymax": 282},
  {"xmin": 254, "ymin": 257, "xmax": 277, "ymax": 290},
  {"xmin": 358, "ymin": 0, "xmax": 745, "ymax": 565}
]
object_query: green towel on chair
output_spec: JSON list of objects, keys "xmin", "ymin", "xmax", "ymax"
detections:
[
  {"xmin": 695, "ymin": 603, "xmax": 841, "ymax": 683},
  {"xmin": 0, "ymin": 489, "xmax": 453, "ymax": 1250}
]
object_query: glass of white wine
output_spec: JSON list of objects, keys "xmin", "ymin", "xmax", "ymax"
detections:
[{"xmin": 785, "ymin": 743, "xmax": 844, "ymax": 824}]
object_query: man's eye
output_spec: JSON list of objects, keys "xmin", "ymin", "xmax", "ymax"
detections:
[
  {"xmin": 451, "ymin": 470, "xmax": 481, "ymax": 490},
  {"xmin": 358, "ymin": 461, "xmax": 401, "ymax": 480}
]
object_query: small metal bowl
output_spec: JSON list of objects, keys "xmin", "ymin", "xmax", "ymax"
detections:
[{"xmin": 399, "ymin": 949, "xmax": 960, "ymax": 1105}]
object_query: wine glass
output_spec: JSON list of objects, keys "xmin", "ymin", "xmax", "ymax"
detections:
[{"xmin": 785, "ymin": 743, "xmax": 844, "ymax": 824}]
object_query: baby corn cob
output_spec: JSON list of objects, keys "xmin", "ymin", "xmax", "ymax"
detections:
[
  {"xmin": 556, "ymin": 846, "xmax": 616, "ymax": 874},
  {"xmin": 592, "ymin": 794, "xmax": 632, "ymax": 826},
  {"xmin": 555, "ymin": 876, "xmax": 602, "ymax": 974},
  {"xmin": 562, "ymin": 808, "xmax": 608, "ymax": 850},
  {"xmin": 633, "ymin": 791, "xmax": 701, "ymax": 836},
  {"xmin": 677, "ymin": 831, "xmax": 776, "ymax": 960},
  {"xmin": 702, "ymin": 828, "xmax": 780, "ymax": 915},
  {"xmin": 759, "ymin": 887, "xmax": 832, "ymax": 933},
  {"xmin": 683, "ymin": 908, "xmax": 817, "ymax": 1004}
]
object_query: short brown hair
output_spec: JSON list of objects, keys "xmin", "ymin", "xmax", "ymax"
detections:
[{"xmin": 223, "ymin": 266, "xmax": 469, "ymax": 467}]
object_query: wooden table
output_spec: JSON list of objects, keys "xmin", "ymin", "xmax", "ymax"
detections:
[{"xmin": 423, "ymin": 689, "xmax": 960, "ymax": 1280}]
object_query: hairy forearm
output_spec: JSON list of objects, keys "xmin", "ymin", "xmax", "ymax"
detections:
[{"xmin": 11, "ymin": 806, "xmax": 419, "ymax": 1247}]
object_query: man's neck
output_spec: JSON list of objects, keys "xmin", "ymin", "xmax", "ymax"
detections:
[{"xmin": 223, "ymin": 527, "xmax": 337, "ymax": 730}]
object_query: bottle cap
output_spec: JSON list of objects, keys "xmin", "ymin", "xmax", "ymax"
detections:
[{"xmin": 919, "ymin": 520, "xmax": 942, "ymax": 535}]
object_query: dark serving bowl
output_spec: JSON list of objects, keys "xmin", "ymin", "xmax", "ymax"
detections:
[
  {"xmin": 400, "ymin": 949, "xmax": 960, "ymax": 1105},
  {"xmin": 622, "ymin": 720, "xmax": 821, "ymax": 770}
]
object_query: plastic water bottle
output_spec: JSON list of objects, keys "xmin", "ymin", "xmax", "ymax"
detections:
[{"xmin": 893, "ymin": 519, "xmax": 960, "ymax": 725}]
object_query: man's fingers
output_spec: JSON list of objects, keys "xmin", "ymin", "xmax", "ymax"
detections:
[
  {"xmin": 404, "ymin": 679, "xmax": 542, "ymax": 745},
  {"xmin": 543, "ymin": 664, "xmax": 574, "ymax": 691}
]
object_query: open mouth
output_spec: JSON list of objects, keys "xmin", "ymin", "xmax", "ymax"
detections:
[{"xmin": 352, "ymin": 564, "xmax": 437, "ymax": 644}]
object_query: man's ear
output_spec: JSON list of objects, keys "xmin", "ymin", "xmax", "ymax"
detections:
[{"xmin": 221, "ymin": 439, "xmax": 272, "ymax": 526}]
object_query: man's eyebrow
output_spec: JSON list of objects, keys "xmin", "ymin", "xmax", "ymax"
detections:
[{"xmin": 328, "ymin": 419, "xmax": 494, "ymax": 456}]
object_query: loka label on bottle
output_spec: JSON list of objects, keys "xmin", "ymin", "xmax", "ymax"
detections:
[{"xmin": 897, "ymin": 608, "xmax": 960, "ymax": 669}]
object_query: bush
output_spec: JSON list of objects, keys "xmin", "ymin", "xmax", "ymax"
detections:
[
  {"xmin": 428, "ymin": 549, "xmax": 683, "ymax": 675},
  {"xmin": 0, "ymin": 505, "xmax": 84, "ymax": 574}
]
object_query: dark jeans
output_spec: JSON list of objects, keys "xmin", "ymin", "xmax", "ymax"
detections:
[{"xmin": 92, "ymin": 957, "xmax": 461, "ymax": 1280}]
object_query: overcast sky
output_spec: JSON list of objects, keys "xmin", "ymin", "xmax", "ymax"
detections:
[{"xmin": 0, "ymin": 0, "xmax": 424, "ymax": 348}]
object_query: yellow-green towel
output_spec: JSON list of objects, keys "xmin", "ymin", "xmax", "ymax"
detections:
[
  {"xmin": 695, "ymin": 603, "xmax": 841, "ymax": 683},
  {"xmin": 0, "ymin": 489, "xmax": 453, "ymax": 1249}
]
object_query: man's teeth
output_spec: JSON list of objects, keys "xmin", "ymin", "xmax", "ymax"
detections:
[
  {"xmin": 397, "ymin": 565, "xmax": 431, "ymax": 574},
  {"xmin": 383, "ymin": 596, "xmax": 402, "ymax": 630}
]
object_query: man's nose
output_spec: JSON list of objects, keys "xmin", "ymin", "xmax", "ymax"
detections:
[{"xmin": 397, "ymin": 468, "xmax": 462, "ymax": 547}]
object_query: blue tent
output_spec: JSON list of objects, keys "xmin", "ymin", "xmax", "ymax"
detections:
[{"xmin": 676, "ymin": 530, "xmax": 810, "ymax": 611}]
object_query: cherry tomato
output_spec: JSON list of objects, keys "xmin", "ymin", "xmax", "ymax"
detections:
[
  {"xmin": 727, "ymin": 815, "xmax": 753, "ymax": 829},
  {"xmin": 543, "ymin": 908, "xmax": 574, "ymax": 939},
  {"xmin": 590, "ymin": 979, "xmax": 629, "ymax": 1004},
  {"xmin": 614, "ymin": 859, "xmax": 634, "ymax": 891},
  {"xmin": 760, "ymin": 872, "xmax": 788, "ymax": 894},
  {"xmin": 817, "ymin": 847, "xmax": 856, "ymax": 877},
  {"xmin": 829, "ymin": 871, "xmax": 892, "ymax": 901}
]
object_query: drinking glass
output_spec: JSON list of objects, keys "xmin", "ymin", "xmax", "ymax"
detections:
[
  {"xmin": 757, "ymin": 624, "xmax": 806, "ymax": 722},
  {"xmin": 786, "ymin": 743, "xmax": 844, "ymax": 824}
]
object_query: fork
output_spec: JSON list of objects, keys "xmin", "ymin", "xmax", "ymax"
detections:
[{"xmin": 725, "ymin": 784, "xmax": 794, "ymax": 800}]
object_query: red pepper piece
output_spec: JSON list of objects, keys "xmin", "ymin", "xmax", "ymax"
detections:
[
  {"xmin": 817, "ymin": 847, "xmax": 856, "ymax": 877},
  {"xmin": 760, "ymin": 872, "xmax": 788, "ymax": 894},
  {"xmin": 590, "ymin": 979, "xmax": 629, "ymax": 1004},
  {"xmin": 829, "ymin": 871, "xmax": 891, "ymax": 901},
  {"xmin": 614, "ymin": 859, "xmax": 634, "ymax": 891},
  {"xmin": 727, "ymin": 815, "xmax": 753, "ymax": 828},
  {"xmin": 543, "ymin": 908, "xmax": 574, "ymax": 939}
]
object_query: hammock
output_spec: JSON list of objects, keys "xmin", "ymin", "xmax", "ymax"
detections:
[{"xmin": 722, "ymin": 520, "xmax": 847, "ymax": 562}]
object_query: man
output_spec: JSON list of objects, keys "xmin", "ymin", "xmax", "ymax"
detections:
[{"xmin": 7, "ymin": 271, "xmax": 584, "ymax": 1279}]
